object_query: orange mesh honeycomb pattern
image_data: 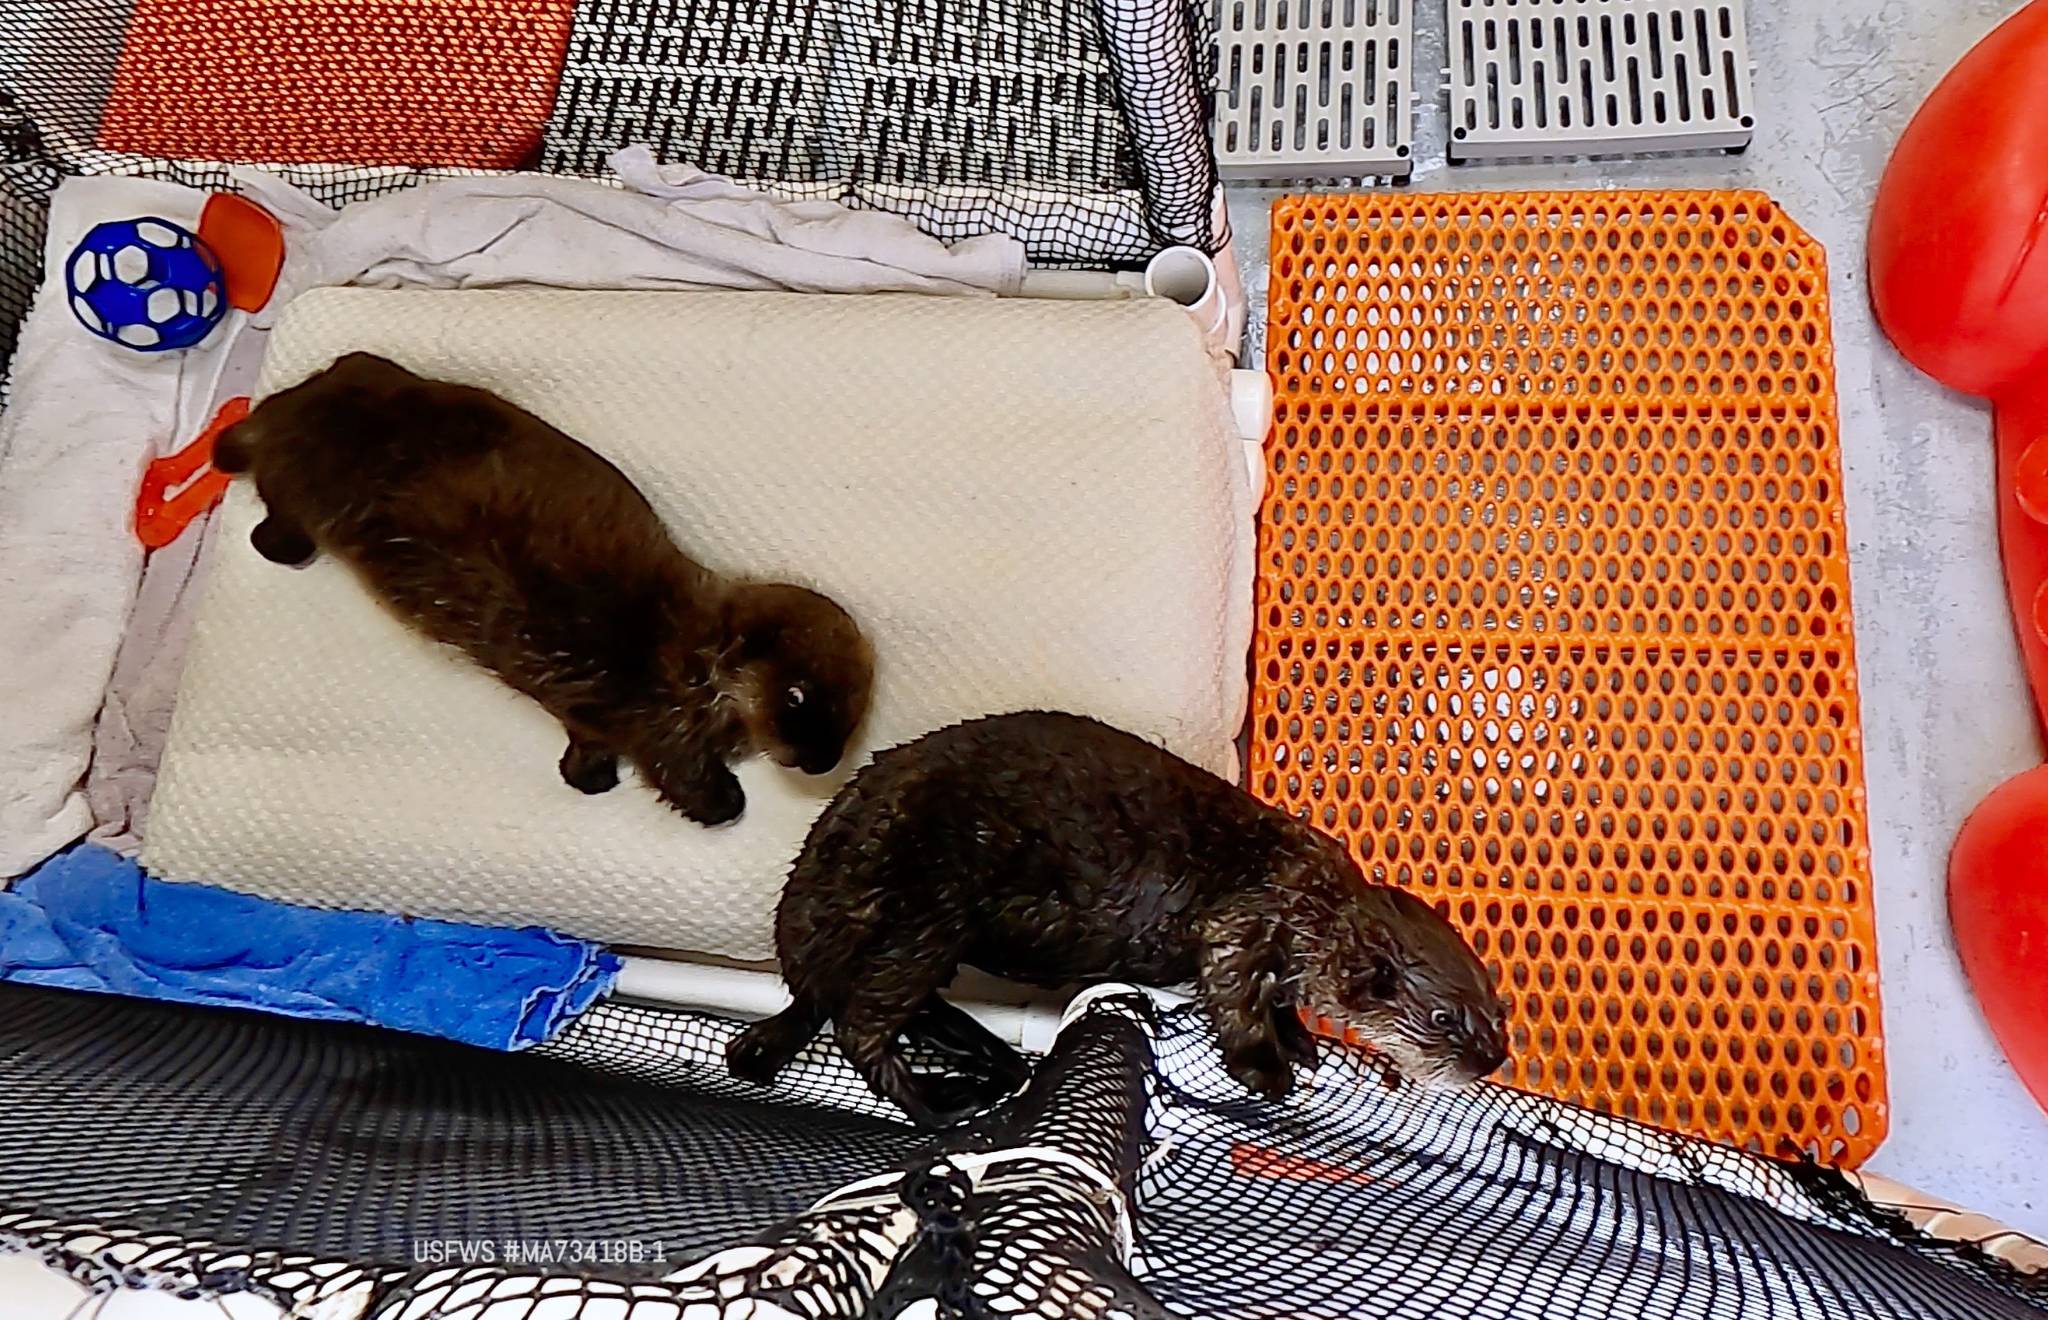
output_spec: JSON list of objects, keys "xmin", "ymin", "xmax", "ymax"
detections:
[
  {"xmin": 98, "ymin": 0, "xmax": 575, "ymax": 169},
  {"xmin": 1260, "ymin": 191, "xmax": 1885, "ymax": 1164}
]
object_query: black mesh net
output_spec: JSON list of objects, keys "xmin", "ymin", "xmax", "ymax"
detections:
[
  {"xmin": 0, "ymin": 0, "xmax": 1222, "ymax": 399},
  {"xmin": 2, "ymin": 983, "xmax": 2042, "ymax": 1319}
]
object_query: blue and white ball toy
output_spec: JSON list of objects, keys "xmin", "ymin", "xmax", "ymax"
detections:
[{"xmin": 66, "ymin": 217, "xmax": 227, "ymax": 352}]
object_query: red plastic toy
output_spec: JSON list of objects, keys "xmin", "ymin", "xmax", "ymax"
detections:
[
  {"xmin": 130, "ymin": 191, "xmax": 283, "ymax": 551},
  {"xmin": 1870, "ymin": 0, "xmax": 2048, "ymax": 1115},
  {"xmin": 135, "ymin": 396, "xmax": 249, "ymax": 549}
]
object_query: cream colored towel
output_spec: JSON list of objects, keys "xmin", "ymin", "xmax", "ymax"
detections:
[{"xmin": 144, "ymin": 286, "xmax": 1253, "ymax": 959}]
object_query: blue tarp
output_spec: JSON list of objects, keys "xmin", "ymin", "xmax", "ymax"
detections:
[{"xmin": 0, "ymin": 843, "xmax": 619, "ymax": 1049}]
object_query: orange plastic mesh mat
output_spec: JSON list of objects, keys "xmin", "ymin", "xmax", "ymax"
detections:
[
  {"xmin": 1259, "ymin": 191, "xmax": 1885, "ymax": 1164},
  {"xmin": 97, "ymin": 0, "xmax": 575, "ymax": 168}
]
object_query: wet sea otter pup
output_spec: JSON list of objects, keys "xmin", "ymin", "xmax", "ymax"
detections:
[
  {"xmin": 727, "ymin": 711, "xmax": 1510, "ymax": 1127},
  {"xmin": 214, "ymin": 352, "xmax": 873, "ymax": 825}
]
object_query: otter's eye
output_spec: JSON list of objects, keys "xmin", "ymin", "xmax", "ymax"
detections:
[
  {"xmin": 785, "ymin": 685, "xmax": 806, "ymax": 709},
  {"xmin": 1429, "ymin": 1008, "xmax": 1457, "ymax": 1032}
]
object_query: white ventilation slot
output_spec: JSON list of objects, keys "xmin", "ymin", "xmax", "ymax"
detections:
[
  {"xmin": 1213, "ymin": 0, "xmax": 1414, "ymax": 180},
  {"xmin": 1446, "ymin": 0, "xmax": 1754, "ymax": 161}
]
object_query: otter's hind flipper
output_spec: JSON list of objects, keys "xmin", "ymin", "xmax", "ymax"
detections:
[
  {"xmin": 727, "ymin": 996, "xmax": 828, "ymax": 1085},
  {"xmin": 910, "ymin": 996, "xmax": 1031, "ymax": 1090},
  {"xmin": 854, "ymin": 1050, "xmax": 1004, "ymax": 1130},
  {"xmin": 902, "ymin": 1070, "xmax": 1013, "ymax": 1128}
]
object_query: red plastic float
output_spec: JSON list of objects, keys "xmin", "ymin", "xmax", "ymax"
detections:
[{"xmin": 1869, "ymin": 0, "xmax": 2048, "ymax": 1115}]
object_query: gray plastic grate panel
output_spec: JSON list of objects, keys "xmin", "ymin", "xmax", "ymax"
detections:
[
  {"xmin": 1213, "ymin": 0, "xmax": 1413, "ymax": 180},
  {"xmin": 1447, "ymin": 0, "xmax": 1754, "ymax": 161}
]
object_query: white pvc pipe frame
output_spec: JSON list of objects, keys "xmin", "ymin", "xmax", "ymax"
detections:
[
  {"xmin": 613, "ymin": 955, "xmax": 1188, "ymax": 1056},
  {"xmin": 1015, "ymin": 235, "xmax": 1271, "ymax": 483},
  {"xmin": 1142, "ymin": 245, "xmax": 1227, "ymax": 341}
]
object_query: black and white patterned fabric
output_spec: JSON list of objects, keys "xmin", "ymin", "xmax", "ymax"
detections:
[{"xmin": 539, "ymin": 0, "xmax": 1221, "ymax": 266}]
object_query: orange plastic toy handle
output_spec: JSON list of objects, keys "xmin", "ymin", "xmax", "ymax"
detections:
[{"xmin": 135, "ymin": 396, "xmax": 250, "ymax": 550}]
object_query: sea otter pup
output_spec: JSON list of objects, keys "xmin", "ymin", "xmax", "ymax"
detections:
[
  {"xmin": 727, "ymin": 711, "xmax": 1510, "ymax": 1127},
  {"xmin": 213, "ymin": 352, "xmax": 872, "ymax": 825}
]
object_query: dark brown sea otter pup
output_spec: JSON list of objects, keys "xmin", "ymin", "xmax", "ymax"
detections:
[
  {"xmin": 727, "ymin": 711, "xmax": 1510, "ymax": 1127},
  {"xmin": 213, "ymin": 352, "xmax": 873, "ymax": 825}
]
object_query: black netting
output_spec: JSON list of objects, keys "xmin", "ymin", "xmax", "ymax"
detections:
[
  {"xmin": 1133, "ymin": 1009, "xmax": 2048, "ymax": 1320},
  {"xmin": 2, "ymin": 983, "xmax": 2043, "ymax": 1320},
  {"xmin": 0, "ymin": 92, "xmax": 61, "ymax": 387},
  {"xmin": 0, "ymin": 0, "xmax": 1222, "ymax": 399}
]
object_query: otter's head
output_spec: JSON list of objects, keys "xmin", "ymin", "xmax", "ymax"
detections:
[
  {"xmin": 218, "ymin": 352, "xmax": 419, "ymax": 468},
  {"xmin": 722, "ymin": 584, "xmax": 873, "ymax": 775},
  {"xmin": 1294, "ymin": 869, "xmax": 1510, "ymax": 1088}
]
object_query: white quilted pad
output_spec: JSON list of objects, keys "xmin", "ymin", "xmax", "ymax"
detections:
[{"xmin": 143, "ymin": 287, "xmax": 1253, "ymax": 959}]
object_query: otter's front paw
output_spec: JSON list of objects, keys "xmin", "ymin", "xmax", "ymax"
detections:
[
  {"xmin": 1273, "ymin": 1009, "xmax": 1321, "ymax": 1073},
  {"xmin": 559, "ymin": 740, "xmax": 620, "ymax": 795},
  {"xmin": 674, "ymin": 767, "xmax": 746, "ymax": 826},
  {"xmin": 1223, "ymin": 1043, "xmax": 1295, "ymax": 1102}
]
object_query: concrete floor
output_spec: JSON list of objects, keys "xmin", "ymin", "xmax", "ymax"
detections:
[{"xmin": 1223, "ymin": 0, "xmax": 2048, "ymax": 1239}]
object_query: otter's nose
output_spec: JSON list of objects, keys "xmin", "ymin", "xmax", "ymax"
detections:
[{"xmin": 798, "ymin": 749, "xmax": 842, "ymax": 775}]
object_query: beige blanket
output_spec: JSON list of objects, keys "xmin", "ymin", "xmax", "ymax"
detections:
[{"xmin": 143, "ymin": 286, "xmax": 1253, "ymax": 959}]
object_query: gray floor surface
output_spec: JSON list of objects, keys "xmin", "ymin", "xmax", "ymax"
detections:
[{"xmin": 1222, "ymin": 0, "xmax": 2048, "ymax": 1239}]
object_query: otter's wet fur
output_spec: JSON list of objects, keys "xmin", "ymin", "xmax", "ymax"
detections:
[
  {"xmin": 214, "ymin": 352, "xmax": 873, "ymax": 825},
  {"xmin": 727, "ymin": 711, "xmax": 1510, "ymax": 1127}
]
